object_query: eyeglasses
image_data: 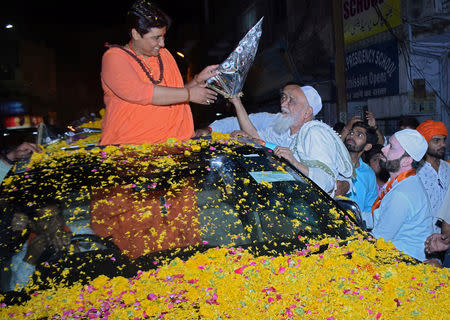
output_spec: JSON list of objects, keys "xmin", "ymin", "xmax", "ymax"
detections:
[{"xmin": 280, "ymin": 91, "xmax": 296, "ymax": 107}]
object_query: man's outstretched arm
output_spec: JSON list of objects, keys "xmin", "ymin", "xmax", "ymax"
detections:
[{"xmin": 229, "ymin": 97, "xmax": 261, "ymax": 140}]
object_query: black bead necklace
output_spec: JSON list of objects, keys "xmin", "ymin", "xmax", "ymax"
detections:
[{"xmin": 105, "ymin": 42, "xmax": 164, "ymax": 85}]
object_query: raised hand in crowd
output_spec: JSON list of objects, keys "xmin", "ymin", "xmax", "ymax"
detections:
[
  {"xmin": 366, "ymin": 111, "xmax": 376, "ymax": 128},
  {"xmin": 365, "ymin": 111, "xmax": 385, "ymax": 145},
  {"xmin": 340, "ymin": 115, "xmax": 362, "ymax": 141}
]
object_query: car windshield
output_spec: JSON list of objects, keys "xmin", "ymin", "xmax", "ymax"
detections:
[{"xmin": 0, "ymin": 138, "xmax": 357, "ymax": 294}]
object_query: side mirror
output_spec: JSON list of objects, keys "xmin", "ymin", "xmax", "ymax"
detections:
[{"xmin": 335, "ymin": 196, "xmax": 367, "ymax": 230}]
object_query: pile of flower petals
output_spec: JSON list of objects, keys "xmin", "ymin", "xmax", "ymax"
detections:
[{"xmin": 1, "ymin": 236, "xmax": 448, "ymax": 319}]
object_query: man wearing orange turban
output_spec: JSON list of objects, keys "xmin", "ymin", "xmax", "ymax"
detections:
[
  {"xmin": 417, "ymin": 120, "xmax": 448, "ymax": 143},
  {"xmin": 417, "ymin": 120, "xmax": 449, "ymax": 234}
]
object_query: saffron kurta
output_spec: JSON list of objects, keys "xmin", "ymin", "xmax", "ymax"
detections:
[{"xmin": 100, "ymin": 47, "xmax": 194, "ymax": 145}]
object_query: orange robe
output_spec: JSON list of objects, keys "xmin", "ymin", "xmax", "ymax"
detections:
[
  {"xmin": 90, "ymin": 179, "xmax": 201, "ymax": 260},
  {"xmin": 100, "ymin": 47, "xmax": 194, "ymax": 145}
]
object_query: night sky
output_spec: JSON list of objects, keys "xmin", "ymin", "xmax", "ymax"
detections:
[
  {"xmin": 1, "ymin": 1, "xmax": 205, "ymax": 48},
  {"xmin": 0, "ymin": 1, "xmax": 219, "ymax": 125}
]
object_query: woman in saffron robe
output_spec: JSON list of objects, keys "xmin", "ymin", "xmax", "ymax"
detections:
[{"xmin": 100, "ymin": 0, "xmax": 218, "ymax": 145}]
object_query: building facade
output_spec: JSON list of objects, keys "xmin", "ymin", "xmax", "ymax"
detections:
[{"xmin": 210, "ymin": 0, "xmax": 449, "ymax": 155}]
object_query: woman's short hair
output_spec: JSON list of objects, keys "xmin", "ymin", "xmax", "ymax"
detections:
[{"xmin": 127, "ymin": 1, "xmax": 171, "ymax": 37}]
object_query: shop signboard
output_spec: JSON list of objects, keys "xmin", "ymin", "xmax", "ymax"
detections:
[
  {"xmin": 345, "ymin": 39, "xmax": 399, "ymax": 101},
  {"xmin": 343, "ymin": 0, "xmax": 402, "ymax": 44}
]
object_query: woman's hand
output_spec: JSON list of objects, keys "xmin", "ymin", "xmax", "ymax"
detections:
[
  {"xmin": 196, "ymin": 64, "xmax": 219, "ymax": 83},
  {"xmin": 189, "ymin": 86, "xmax": 218, "ymax": 105}
]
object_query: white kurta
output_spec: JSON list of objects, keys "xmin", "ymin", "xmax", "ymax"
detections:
[
  {"xmin": 417, "ymin": 160, "xmax": 450, "ymax": 233},
  {"xmin": 372, "ymin": 175, "xmax": 433, "ymax": 261},
  {"xmin": 258, "ymin": 125, "xmax": 295, "ymax": 147},
  {"xmin": 437, "ymin": 186, "xmax": 450, "ymax": 224},
  {"xmin": 260, "ymin": 120, "xmax": 353, "ymax": 195}
]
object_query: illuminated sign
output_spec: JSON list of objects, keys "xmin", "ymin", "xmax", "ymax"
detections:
[
  {"xmin": 343, "ymin": 0, "xmax": 402, "ymax": 44},
  {"xmin": 0, "ymin": 101, "xmax": 26, "ymax": 115},
  {"xmin": 3, "ymin": 115, "xmax": 43, "ymax": 129}
]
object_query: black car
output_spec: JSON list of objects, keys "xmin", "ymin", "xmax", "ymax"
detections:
[
  {"xmin": 0, "ymin": 137, "xmax": 362, "ymax": 301},
  {"xmin": 2, "ymin": 136, "xmax": 448, "ymax": 320}
]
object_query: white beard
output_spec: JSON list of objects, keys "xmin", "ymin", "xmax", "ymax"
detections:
[{"xmin": 272, "ymin": 112, "xmax": 298, "ymax": 135}]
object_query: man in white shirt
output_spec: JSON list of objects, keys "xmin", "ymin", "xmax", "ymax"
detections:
[
  {"xmin": 229, "ymin": 84, "xmax": 353, "ymax": 196},
  {"xmin": 369, "ymin": 129, "xmax": 433, "ymax": 262},
  {"xmin": 416, "ymin": 120, "xmax": 449, "ymax": 233}
]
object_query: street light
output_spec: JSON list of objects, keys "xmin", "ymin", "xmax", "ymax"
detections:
[{"xmin": 5, "ymin": 24, "xmax": 13, "ymax": 29}]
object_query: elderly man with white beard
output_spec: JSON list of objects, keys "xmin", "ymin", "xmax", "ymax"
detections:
[{"xmin": 230, "ymin": 84, "xmax": 353, "ymax": 196}]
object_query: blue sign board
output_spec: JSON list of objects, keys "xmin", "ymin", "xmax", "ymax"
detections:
[
  {"xmin": 345, "ymin": 39, "xmax": 399, "ymax": 100},
  {"xmin": 0, "ymin": 101, "xmax": 26, "ymax": 115}
]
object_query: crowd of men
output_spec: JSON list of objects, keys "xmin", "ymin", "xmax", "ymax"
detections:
[{"xmin": 210, "ymin": 83, "xmax": 450, "ymax": 267}]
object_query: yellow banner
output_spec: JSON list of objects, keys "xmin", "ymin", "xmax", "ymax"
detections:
[{"xmin": 343, "ymin": 0, "xmax": 402, "ymax": 44}]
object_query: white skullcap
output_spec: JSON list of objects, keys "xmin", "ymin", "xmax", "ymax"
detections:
[
  {"xmin": 394, "ymin": 129, "xmax": 427, "ymax": 161},
  {"xmin": 301, "ymin": 86, "xmax": 322, "ymax": 116}
]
